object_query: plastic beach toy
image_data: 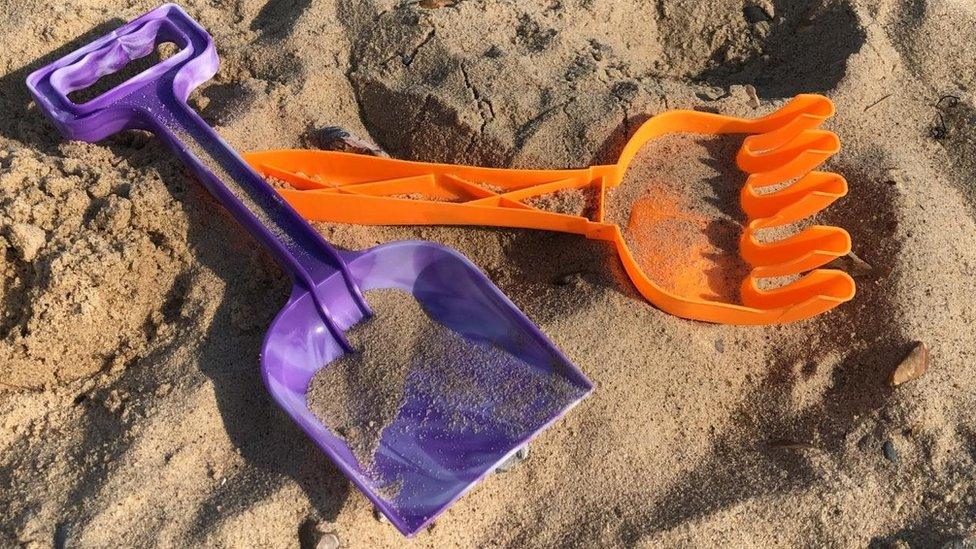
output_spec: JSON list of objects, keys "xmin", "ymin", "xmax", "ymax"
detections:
[
  {"xmin": 244, "ymin": 96, "xmax": 855, "ymax": 325},
  {"xmin": 27, "ymin": 3, "xmax": 592, "ymax": 536}
]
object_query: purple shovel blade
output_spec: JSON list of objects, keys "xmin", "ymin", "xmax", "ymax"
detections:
[
  {"xmin": 26, "ymin": 3, "xmax": 592, "ymax": 536},
  {"xmin": 267, "ymin": 242, "xmax": 592, "ymax": 534}
]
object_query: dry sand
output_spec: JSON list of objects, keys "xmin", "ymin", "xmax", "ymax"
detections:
[
  {"xmin": 306, "ymin": 289, "xmax": 418, "ymax": 473},
  {"xmin": 524, "ymin": 187, "xmax": 594, "ymax": 217},
  {"xmin": 2, "ymin": 0, "xmax": 976, "ymax": 547}
]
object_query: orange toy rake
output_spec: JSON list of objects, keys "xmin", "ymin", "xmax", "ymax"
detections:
[{"xmin": 244, "ymin": 94, "xmax": 854, "ymax": 324}]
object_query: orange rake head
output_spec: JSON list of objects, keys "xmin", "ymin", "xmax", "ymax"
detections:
[{"xmin": 243, "ymin": 94, "xmax": 854, "ymax": 325}]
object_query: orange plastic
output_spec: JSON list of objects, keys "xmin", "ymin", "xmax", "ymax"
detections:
[{"xmin": 243, "ymin": 94, "xmax": 854, "ymax": 324}]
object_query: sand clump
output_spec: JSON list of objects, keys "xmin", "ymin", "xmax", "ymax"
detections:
[
  {"xmin": 6, "ymin": 222, "xmax": 46, "ymax": 262},
  {"xmin": 266, "ymin": 176, "xmax": 296, "ymax": 190}
]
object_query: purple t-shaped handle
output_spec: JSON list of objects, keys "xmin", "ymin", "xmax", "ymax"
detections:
[{"xmin": 26, "ymin": 3, "xmax": 368, "ymax": 350}]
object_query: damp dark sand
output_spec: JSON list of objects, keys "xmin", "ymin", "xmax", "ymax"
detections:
[{"xmin": 305, "ymin": 288, "xmax": 583, "ymax": 473}]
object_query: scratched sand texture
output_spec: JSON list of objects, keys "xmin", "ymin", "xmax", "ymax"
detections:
[{"xmin": 2, "ymin": 0, "xmax": 975, "ymax": 547}]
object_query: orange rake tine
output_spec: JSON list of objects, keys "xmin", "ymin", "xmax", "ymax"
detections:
[
  {"xmin": 243, "ymin": 95, "xmax": 856, "ymax": 325},
  {"xmin": 741, "ymin": 171, "xmax": 848, "ymax": 222},
  {"xmin": 738, "ymin": 107, "xmax": 832, "ymax": 160},
  {"xmin": 742, "ymin": 225, "xmax": 851, "ymax": 275},
  {"xmin": 741, "ymin": 269, "xmax": 855, "ymax": 312},
  {"xmin": 741, "ymin": 94, "xmax": 835, "ymax": 133},
  {"xmin": 737, "ymin": 129, "xmax": 840, "ymax": 175}
]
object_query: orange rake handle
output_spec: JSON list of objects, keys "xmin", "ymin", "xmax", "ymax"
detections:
[
  {"xmin": 246, "ymin": 94, "xmax": 835, "ymax": 233},
  {"xmin": 243, "ymin": 94, "xmax": 855, "ymax": 325},
  {"xmin": 250, "ymin": 151, "xmax": 618, "ymax": 237}
]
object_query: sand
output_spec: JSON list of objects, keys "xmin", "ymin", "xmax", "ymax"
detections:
[
  {"xmin": 390, "ymin": 192, "xmax": 458, "ymax": 202},
  {"xmin": 306, "ymin": 290, "xmax": 418, "ymax": 472},
  {"xmin": 609, "ymin": 133, "xmax": 751, "ymax": 302},
  {"xmin": 524, "ymin": 187, "xmax": 594, "ymax": 217},
  {"xmin": 307, "ymin": 288, "xmax": 583, "ymax": 476},
  {"xmin": 2, "ymin": 0, "xmax": 976, "ymax": 547}
]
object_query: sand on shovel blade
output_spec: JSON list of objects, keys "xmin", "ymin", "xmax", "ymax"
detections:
[{"xmin": 305, "ymin": 288, "xmax": 580, "ymax": 489}]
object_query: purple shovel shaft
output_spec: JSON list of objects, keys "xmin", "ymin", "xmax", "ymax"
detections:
[
  {"xmin": 139, "ymin": 89, "xmax": 368, "ymax": 348},
  {"xmin": 25, "ymin": 3, "xmax": 367, "ymax": 348}
]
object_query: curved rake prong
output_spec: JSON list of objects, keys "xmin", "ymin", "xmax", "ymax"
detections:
[
  {"xmin": 738, "ymin": 109, "xmax": 830, "ymax": 161},
  {"xmin": 741, "ymin": 269, "xmax": 855, "ymax": 312},
  {"xmin": 738, "ymin": 129, "xmax": 840, "ymax": 174},
  {"xmin": 741, "ymin": 171, "xmax": 847, "ymax": 222}
]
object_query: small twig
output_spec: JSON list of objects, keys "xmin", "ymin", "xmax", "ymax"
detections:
[
  {"xmin": 936, "ymin": 94, "xmax": 960, "ymax": 110},
  {"xmin": 929, "ymin": 94, "xmax": 962, "ymax": 140},
  {"xmin": 863, "ymin": 93, "xmax": 891, "ymax": 112},
  {"xmin": 767, "ymin": 438, "xmax": 815, "ymax": 450},
  {"xmin": 0, "ymin": 380, "xmax": 36, "ymax": 391},
  {"xmin": 930, "ymin": 112, "xmax": 949, "ymax": 140}
]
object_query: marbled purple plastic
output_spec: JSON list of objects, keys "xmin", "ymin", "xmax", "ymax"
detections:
[{"xmin": 26, "ymin": 3, "xmax": 592, "ymax": 536}]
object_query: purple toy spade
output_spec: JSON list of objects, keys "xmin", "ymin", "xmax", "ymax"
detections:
[{"xmin": 27, "ymin": 3, "xmax": 592, "ymax": 536}]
